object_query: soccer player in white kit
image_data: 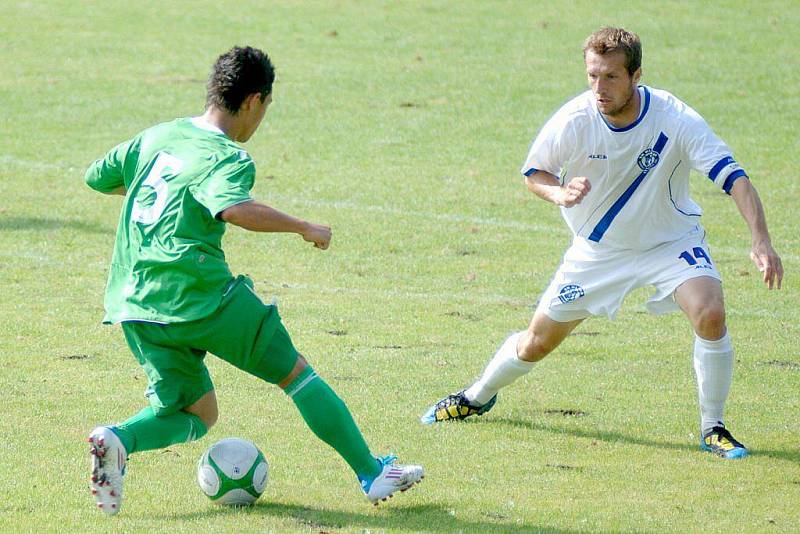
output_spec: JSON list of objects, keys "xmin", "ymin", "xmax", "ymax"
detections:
[{"xmin": 421, "ymin": 27, "xmax": 783, "ymax": 459}]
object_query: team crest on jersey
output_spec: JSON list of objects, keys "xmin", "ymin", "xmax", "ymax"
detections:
[
  {"xmin": 558, "ymin": 284, "xmax": 585, "ymax": 304},
  {"xmin": 637, "ymin": 148, "xmax": 660, "ymax": 170}
]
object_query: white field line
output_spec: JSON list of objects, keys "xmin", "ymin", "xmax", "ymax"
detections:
[
  {"xmin": 265, "ymin": 193, "xmax": 560, "ymax": 233},
  {"xmin": 3, "ymin": 154, "xmax": 557, "ymax": 233},
  {"xmin": 261, "ymin": 281, "xmax": 789, "ymax": 318},
  {"xmin": 711, "ymin": 245, "xmax": 799, "ymax": 263},
  {"xmin": 0, "ymin": 155, "xmax": 79, "ymax": 173},
  {"xmin": 262, "ymin": 280, "xmax": 533, "ymax": 308},
  {"xmin": 3, "ymin": 155, "xmax": 794, "ymax": 258},
  {"xmin": 0, "ymin": 250, "xmax": 62, "ymax": 268},
  {"xmin": 252, "ymin": 196, "xmax": 800, "ymax": 262}
]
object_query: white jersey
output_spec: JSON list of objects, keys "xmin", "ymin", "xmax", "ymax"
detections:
[{"xmin": 521, "ymin": 86, "xmax": 747, "ymax": 250}]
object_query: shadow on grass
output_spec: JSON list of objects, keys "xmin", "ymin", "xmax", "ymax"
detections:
[
  {"xmin": 0, "ymin": 216, "xmax": 114, "ymax": 235},
  {"xmin": 162, "ymin": 502, "xmax": 581, "ymax": 533},
  {"xmin": 485, "ymin": 417, "xmax": 694, "ymax": 453},
  {"xmin": 485, "ymin": 417, "xmax": 800, "ymax": 463}
]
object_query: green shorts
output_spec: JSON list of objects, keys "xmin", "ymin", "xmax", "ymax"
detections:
[{"xmin": 121, "ymin": 275, "xmax": 299, "ymax": 416}]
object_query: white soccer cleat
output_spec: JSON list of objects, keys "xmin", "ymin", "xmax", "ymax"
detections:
[
  {"xmin": 88, "ymin": 426, "xmax": 127, "ymax": 516},
  {"xmin": 360, "ymin": 455, "xmax": 424, "ymax": 505}
]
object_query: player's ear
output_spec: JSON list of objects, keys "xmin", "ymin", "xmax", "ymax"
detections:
[
  {"xmin": 242, "ymin": 92, "xmax": 262, "ymax": 112},
  {"xmin": 632, "ymin": 67, "xmax": 642, "ymax": 85}
]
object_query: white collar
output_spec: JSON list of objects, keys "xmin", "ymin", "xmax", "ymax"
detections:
[{"xmin": 190, "ymin": 115, "xmax": 225, "ymax": 135}]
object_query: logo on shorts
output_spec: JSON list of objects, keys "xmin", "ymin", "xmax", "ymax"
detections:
[
  {"xmin": 637, "ymin": 148, "xmax": 660, "ymax": 170},
  {"xmin": 558, "ymin": 284, "xmax": 585, "ymax": 304}
]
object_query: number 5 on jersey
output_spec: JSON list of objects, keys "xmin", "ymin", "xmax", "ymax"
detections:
[{"xmin": 132, "ymin": 152, "xmax": 183, "ymax": 224}]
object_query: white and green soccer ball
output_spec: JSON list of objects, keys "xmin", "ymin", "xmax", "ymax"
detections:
[{"xmin": 197, "ymin": 438, "xmax": 269, "ymax": 505}]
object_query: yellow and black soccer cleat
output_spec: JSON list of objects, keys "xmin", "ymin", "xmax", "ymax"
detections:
[
  {"xmin": 420, "ymin": 390, "xmax": 496, "ymax": 424},
  {"xmin": 700, "ymin": 425, "xmax": 748, "ymax": 459}
]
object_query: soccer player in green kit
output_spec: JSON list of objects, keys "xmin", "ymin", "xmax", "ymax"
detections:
[{"xmin": 84, "ymin": 46, "xmax": 423, "ymax": 515}]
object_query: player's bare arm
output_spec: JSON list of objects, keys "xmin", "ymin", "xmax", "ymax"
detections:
[
  {"xmin": 729, "ymin": 178, "xmax": 783, "ymax": 289},
  {"xmin": 221, "ymin": 199, "xmax": 332, "ymax": 250},
  {"xmin": 525, "ymin": 170, "xmax": 591, "ymax": 208}
]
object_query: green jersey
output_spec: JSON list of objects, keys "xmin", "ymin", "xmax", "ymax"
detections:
[{"xmin": 85, "ymin": 117, "xmax": 255, "ymax": 324}]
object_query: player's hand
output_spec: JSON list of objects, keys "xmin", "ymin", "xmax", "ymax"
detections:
[
  {"xmin": 302, "ymin": 223, "xmax": 332, "ymax": 250},
  {"xmin": 750, "ymin": 239, "xmax": 783, "ymax": 289},
  {"xmin": 559, "ymin": 177, "xmax": 591, "ymax": 207}
]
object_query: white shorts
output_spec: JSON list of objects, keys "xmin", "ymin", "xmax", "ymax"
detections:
[{"xmin": 536, "ymin": 229, "xmax": 722, "ymax": 322}]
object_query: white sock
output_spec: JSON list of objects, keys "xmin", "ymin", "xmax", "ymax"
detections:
[
  {"xmin": 693, "ymin": 331, "xmax": 734, "ymax": 434},
  {"xmin": 464, "ymin": 332, "xmax": 535, "ymax": 405}
]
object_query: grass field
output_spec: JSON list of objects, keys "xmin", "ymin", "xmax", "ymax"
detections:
[{"xmin": 1, "ymin": 1, "xmax": 798, "ymax": 532}]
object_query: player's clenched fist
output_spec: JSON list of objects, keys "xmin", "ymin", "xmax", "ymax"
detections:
[
  {"xmin": 303, "ymin": 223, "xmax": 332, "ymax": 250},
  {"xmin": 559, "ymin": 176, "xmax": 591, "ymax": 207}
]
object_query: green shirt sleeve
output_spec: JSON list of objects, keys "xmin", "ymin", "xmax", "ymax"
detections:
[
  {"xmin": 85, "ymin": 137, "xmax": 141, "ymax": 193},
  {"xmin": 191, "ymin": 150, "xmax": 255, "ymax": 218}
]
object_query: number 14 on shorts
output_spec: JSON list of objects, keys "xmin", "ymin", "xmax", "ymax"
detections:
[{"xmin": 679, "ymin": 247, "xmax": 712, "ymax": 269}]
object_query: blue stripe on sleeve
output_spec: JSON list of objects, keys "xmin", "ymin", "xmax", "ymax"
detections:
[
  {"xmin": 708, "ymin": 156, "xmax": 735, "ymax": 181},
  {"xmin": 523, "ymin": 167, "xmax": 538, "ymax": 177},
  {"xmin": 588, "ymin": 132, "xmax": 669, "ymax": 243},
  {"xmin": 722, "ymin": 169, "xmax": 747, "ymax": 194}
]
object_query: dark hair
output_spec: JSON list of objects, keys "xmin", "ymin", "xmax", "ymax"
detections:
[
  {"xmin": 206, "ymin": 46, "xmax": 275, "ymax": 113},
  {"xmin": 583, "ymin": 27, "xmax": 642, "ymax": 75}
]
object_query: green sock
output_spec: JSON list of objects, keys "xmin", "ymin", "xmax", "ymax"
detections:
[
  {"xmin": 112, "ymin": 406, "xmax": 208, "ymax": 455},
  {"xmin": 286, "ymin": 366, "xmax": 381, "ymax": 479}
]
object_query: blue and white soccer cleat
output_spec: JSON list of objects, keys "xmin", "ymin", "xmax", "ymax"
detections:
[
  {"xmin": 88, "ymin": 426, "xmax": 127, "ymax": 515},
  {"xmin": 359, "ymin": 455, "xmax": 424, "ymax": 505},
  {"xmin": 700, "ymin": 425, "xmax": 748, "ymax": 459},
  {"xmin": 420, "ymin": 389, "xmax": 497, "ymax": 424}
]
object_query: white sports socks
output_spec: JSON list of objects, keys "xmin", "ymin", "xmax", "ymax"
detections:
[
  {"xmin": 464, "ymin": 332, "xmax": 535, "ymax": 405},
  {"xmin": 693, "ymin": 331, "xmax": 734, "ymax": 434}
]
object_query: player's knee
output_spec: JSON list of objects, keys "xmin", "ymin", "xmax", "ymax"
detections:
[
  {"xmin": 199, "ymin": 406, "xmax": 219, "ymax": 429},
  {"xmin": 693, "ymin": 302, "xmax": 726, "ymax": 339},
  {"xmin": 186, "ymin": 392, "xmax": 219, "ymax": 429},
  {"xmin": 186, "ymin": 407, "xmax": 218, "ymax": 429}
]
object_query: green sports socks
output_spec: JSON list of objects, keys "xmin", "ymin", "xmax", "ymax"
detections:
[
  {"xmin": 112, "ymin": 406, "xmax": 208, "ymax": 455},
  {"xmin": 285, "ymin": 365, "xmax": 381, "ymax": 479}
]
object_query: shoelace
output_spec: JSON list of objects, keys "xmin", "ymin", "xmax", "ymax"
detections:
[
  {"xmin": 436, "ymin": 393, "xmax": 464, "ymax": 410},
  {"xmin": 711, "ymin": 427, "xmax": 741, "ymax": 446},
  {"xmin": 377, "ymin": 454, "xmax": 398, "ymax": 467},
  {"xmin": 359, "ymin": 454, "xmax": 399, "ymax": 491}
]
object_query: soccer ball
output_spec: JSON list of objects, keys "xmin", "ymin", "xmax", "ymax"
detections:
[{"xmin": 197, "ymin": 438, "xmax": 269, "ymax": 505}]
